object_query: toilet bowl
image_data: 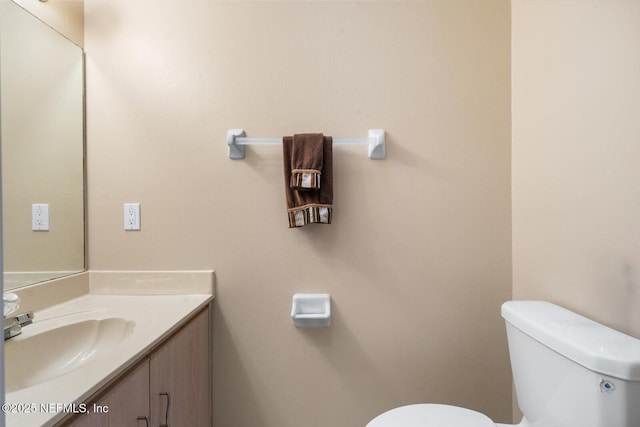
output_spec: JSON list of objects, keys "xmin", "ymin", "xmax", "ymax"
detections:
[
  {"xmin": 366, "ymin": 301, "xmax": 640, "ymax": 427},
  {"xmin": 366, "ymin": 404, "xmax": 497, "ymax": 427}
]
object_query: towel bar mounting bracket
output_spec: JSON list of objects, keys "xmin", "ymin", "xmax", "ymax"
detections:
[
  {"xmin": 367, "ymin": 129, "xmax": 386, "ymax": 159},
  {"xmin": 227, "ymin": 129, "xmax": 247, "ymax": 160},
  {"xmin": 226, "ymin": 129, "xmax": 386, "ymax": 160}
]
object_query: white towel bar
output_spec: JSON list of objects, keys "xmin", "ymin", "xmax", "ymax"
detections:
[{"xmin": 226, "ymin": 129, "xmax": 386, "ymax": 160}]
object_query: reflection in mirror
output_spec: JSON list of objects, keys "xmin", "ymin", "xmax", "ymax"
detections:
[{"xmin": 0, "ymin": 1, "xmax": 85, "ymax": 290}]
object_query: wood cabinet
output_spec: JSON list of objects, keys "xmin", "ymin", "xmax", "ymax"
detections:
[
  {"xmin": 150, "ymin": 307, "xmax": 210, "ymax": 427},
  {"xmin": 65, "ymin": 360, "xmax": 150, "ymax": 427},
  {"xmin": 60, "ymin": 307, "xmax": 211, "ymax": 427}
]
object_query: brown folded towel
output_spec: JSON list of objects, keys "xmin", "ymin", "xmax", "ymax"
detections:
[
  {"xmin": 283, "ymin": 135, "xmax": 333, "ymax": 228},
  {"xmin": 290, "ymin": 133, "xmax": 324, "ymax": 190}
]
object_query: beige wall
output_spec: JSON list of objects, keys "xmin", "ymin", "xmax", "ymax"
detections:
[
  {"xmin": 14, "ymin": 0, "xmax": 84, "ymax": 48},
  {"xmin": 512, "ymin": 0, "xmax": 640, "ymax": 339},
  {"xmin": 84, "ymin": 1, "xmax": 512, "ymax": 426}
]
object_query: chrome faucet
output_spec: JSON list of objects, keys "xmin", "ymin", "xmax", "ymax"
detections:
[{"xmin": 4, "ymin": 311, "xmax": 34, "ymax": 340}]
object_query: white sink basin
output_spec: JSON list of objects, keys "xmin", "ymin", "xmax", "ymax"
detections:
[{"xmin": 5, "ymin": 317, "xmax": 135, "ymax": 392}]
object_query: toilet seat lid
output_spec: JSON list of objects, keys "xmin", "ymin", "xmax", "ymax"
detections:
[{"xmin": 366, "ymin": 404, "xmax": 496, "ymax": 427}]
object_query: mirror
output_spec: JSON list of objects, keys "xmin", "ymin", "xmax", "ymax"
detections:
[{"xmin": 0, "ymin": 1, "xmax": 85, "ymax": 290}]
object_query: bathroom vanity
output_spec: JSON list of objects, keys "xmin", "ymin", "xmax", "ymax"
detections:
[
  {"xmin": 4, "ymin": 271, "xmax": 214, "ymax": 427},
  {"xmin": 61, "ymin": 307, "xmax": 210, "ymax": 427}
]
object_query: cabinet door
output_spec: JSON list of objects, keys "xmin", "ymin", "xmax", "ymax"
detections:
[
  {"xmin": 64, "ymin": 360, "xmax": 150, "ymax": 427},
  {"xmin": 150, "ymin": 309, "xmax": 211, "ymax": 427}
]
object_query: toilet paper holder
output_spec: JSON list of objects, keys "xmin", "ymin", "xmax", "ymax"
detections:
[{"xmin": 291, "ymin": 293, "xmax": 331, "ymax": 328}]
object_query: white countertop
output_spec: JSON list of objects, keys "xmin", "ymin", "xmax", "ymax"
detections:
[{"xmin": 5, "ymin": 292, "xmax": 212, "ymax": 426}]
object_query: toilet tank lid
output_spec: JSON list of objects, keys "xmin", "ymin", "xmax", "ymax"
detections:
[{"xmin": 502, "ymin": 301, "xmax": 640, "ymax": 381}]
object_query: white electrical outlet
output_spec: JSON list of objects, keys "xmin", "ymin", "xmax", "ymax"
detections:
[
  {"xmin": 124, "ymin": 203, "xmax": 141, "ymax": 230},
  {"xmin": 32, "ymin": 203, "xmax": 50, "ymax": 231}
]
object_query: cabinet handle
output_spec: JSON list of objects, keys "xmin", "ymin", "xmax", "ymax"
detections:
[
  {"xmin": 159, "ymin": 391, "xmax": 171, "ymax": 427},
  {"xmin": 137, "ymin": 416, "xmax": 150, "ymax": 427}
]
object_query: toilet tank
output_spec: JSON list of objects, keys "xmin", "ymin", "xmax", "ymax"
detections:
[{"xmin": 501, "ymin": 301, "xmax": 640, "ymax": 427}]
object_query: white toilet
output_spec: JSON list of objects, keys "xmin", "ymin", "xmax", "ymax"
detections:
[{"xmin": 367, "ymin": 300, "xmax": 640, "ymax": 427}]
